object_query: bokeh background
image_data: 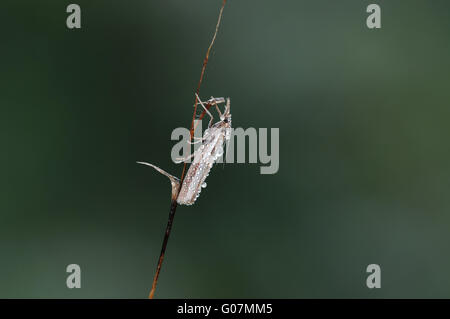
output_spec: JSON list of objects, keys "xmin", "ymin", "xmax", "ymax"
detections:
[{"xmin": 1, "ymin": 0, "xmax": 450, "ymax": 298}]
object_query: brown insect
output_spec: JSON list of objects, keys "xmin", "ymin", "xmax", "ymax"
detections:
[{"xmin": 137, "ymin": 95, "xmax": 231, "ymax": 205}]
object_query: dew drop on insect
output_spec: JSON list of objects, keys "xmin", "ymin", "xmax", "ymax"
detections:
[{"xmin": 201, "ymin": 182, "xmax": 207, "ymax": 188}]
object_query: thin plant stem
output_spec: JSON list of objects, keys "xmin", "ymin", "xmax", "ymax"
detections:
[
  {"xmin": 148, "ymin": 200, "xmax": 178, "ymax": 299},
  {"xmin": 184, "ymin": 0, "xmax": 227, "ymax": 180},
  {"xmin": 148, "ymin": 0, "xmax": 227, "ymax": 299}
]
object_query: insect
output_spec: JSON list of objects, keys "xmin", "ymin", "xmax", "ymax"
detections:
[{"xmin": 137, "ymin": 94, "xmax": 232, "ymax": 205}]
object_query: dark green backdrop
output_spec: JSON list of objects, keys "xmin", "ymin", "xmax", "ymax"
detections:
[{"xmin": 1, "ymin": 0, "xmax": 450, "ymax": 298}]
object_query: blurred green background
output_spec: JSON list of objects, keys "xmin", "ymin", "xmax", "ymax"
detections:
[{"xmin": 1, "ymin": 0, "xmax": 450, "ymax": 298}]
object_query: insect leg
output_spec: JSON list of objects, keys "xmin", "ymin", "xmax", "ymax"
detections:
[
  {"xmin": 187, "ymin": 137, "xmax": 204, "ymax": 145},
  {"xmin": 224, "ymin": 97, "xmax": 231, "ymax": 116},
  {"xmin": 195, "ymin": 93, "xmax": 214, "ymax": 128},
  {"xmin": 210, "ymin": 96, "xmax": 223, "ymax": 118},
  {"xmin": 174, "ymin": 152, "xmax": 196, "ymax": 164},
  {"xmin": 207, "ymin": 97, "xmax": 225, "ymax": 105}
]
